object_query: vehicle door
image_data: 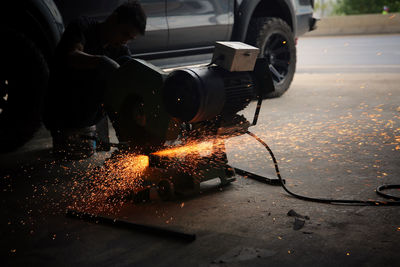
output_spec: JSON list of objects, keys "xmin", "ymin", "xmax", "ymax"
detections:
[
  {"xmin": 166, "ymin": 0, "xmax": 231, "ymax": 50},
  {"xmin": 53, "ymin": 0, "xmax": 168, "ymax": 54}
]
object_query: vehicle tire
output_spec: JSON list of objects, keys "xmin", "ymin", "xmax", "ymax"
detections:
[
  {"xmin": 0, "ymin": 28, "xmax": 49, "ymax": 152},
  {"xmin": 246, "ymin": 17, "xmax": 296, "ymax": 98}
]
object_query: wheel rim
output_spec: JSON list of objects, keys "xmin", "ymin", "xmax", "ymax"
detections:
[
  {"xmin": 264, "ymin": 33, "xmax": 291, "ymax": 85},
  {"xmin": 0, "ymin": 77, "xmax": 10, "ymax": 118}
]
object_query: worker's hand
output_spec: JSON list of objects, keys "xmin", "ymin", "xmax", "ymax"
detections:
[
  {"xmin": 97, "ymin": 56, "xmax": 120, "ymax": 80},
  {"xmin": 67, "ymin": 50, "xmax": 120, "ymax": 71},
  {"xmin": 98, "ymin": 56, "xmax": 120, "ymax": 72}
]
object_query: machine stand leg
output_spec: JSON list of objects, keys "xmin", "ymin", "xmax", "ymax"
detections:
[{"xmin": 234, "ymin": 168, "xmax": 284, "ymax": 186}]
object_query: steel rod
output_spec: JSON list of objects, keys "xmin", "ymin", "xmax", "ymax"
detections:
[{"xmin": 66, "ymin": 209, "xmax": 196, "ymax": 242}]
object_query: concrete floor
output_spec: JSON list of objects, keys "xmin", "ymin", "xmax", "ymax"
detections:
[
  {"xmin": 1, "ymin": 69, "xmax": 399, "ymax": 266},
  {"xmin": 2, "ymin": 34, "xmax": 400, "ymax": 266}
]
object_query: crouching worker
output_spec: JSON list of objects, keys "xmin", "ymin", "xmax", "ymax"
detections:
[{"xmin": 43, "ymin": 0, "xmax": 147, "ymax": 159}]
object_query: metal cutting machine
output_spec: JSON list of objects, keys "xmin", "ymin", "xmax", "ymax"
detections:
[{"xmin": 104, "ymin": 42, "xmax": 275, "ymax": 200}]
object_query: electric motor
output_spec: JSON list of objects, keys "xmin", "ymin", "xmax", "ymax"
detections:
[{"xmin": 163, "ymin": 64, "xmax": 270, "ymax": 123}]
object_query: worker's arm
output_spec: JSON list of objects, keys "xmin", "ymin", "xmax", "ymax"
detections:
[
  {"xmin": 57, "ymin": 18, "xmax": 119, "ymax": 70},
  {"xmin": 65, "ymin": 42, "xmax": 120, "ymax": 71},
  {"xmin": 66, "ymin": 43, "xmax": 105, "ymax": 69}
]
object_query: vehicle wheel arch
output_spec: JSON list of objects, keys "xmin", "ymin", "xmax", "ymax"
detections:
[
  {"xmin": 232, "ymin": 0, "xmax": 295, "ymax": 42},
  {"xmin": 0, "ymin": 1, "xmax": 64, "ymax": 60}
]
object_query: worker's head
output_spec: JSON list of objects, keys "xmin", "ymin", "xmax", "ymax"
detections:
[{"xmin": 105, "ymin": 0, "xmax": 147, "ymax": 46}]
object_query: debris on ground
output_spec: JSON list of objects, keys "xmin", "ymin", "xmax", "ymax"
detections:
[
  {"xmin": 287, "ymin": 209, "xmax": 310, "ymax": 231},
  {"xmin": 293, "ymin": 217, "xmax": 305, "ymax": 230},
  {"xmin": 287, "ymin": 209, "xmax": 310, "ymax": 220}
]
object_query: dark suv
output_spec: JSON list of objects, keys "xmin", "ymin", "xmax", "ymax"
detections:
[{"xmin": 0, "ymin": 0, "xmax": 315, "ymax": 152}]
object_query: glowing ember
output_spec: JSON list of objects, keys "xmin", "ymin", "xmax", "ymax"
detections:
[{"xmin": 69, "ymin": 153, "xmax": 150, "ymax": 213}]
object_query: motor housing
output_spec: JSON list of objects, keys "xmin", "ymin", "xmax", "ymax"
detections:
[{"xmin": 163, "ymin": 58, "xmax": 274, "ymax": 123}]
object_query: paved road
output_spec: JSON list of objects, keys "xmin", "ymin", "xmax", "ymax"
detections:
[
  {"xmin": 297, "ymin": 34, "xmax": 400, "ymax": 73},
  {"xmin": 1, "ymin": 35, "xmax": 400, "ymax": 266}
]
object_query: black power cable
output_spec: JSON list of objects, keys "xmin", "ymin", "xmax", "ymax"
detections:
[
  {"xmin": 376, "ymin": 184, "xmax": 400, "ymax": 201},
  {"xmin": 246, "ymin": 131, "xmax": 400, "ymax": 206}
]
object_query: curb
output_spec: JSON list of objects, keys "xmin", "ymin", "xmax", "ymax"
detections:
[{"xmin": 304, "ymin": 13, "xmax": 400, "ymax": 36}]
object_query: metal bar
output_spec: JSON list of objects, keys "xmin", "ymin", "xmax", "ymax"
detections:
[
  {"xmin": 233, "ymin": 167, "xmax": 284, "ymax": 186},
  {"xmin": 66, "ymin": 209, "xmax": 196, "ymax": 242}
]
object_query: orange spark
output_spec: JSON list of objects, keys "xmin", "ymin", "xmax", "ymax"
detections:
[
  {"xmin": 116, "ymin": 155, "xmax": 149, "ymax": 176},
  {"xmin": 153, "ymin": 140, "xmax": 219, "ymax": 158},
  {"xmin": 69, "ymin": 154, "xmax": 150, "ymax": 213}
]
